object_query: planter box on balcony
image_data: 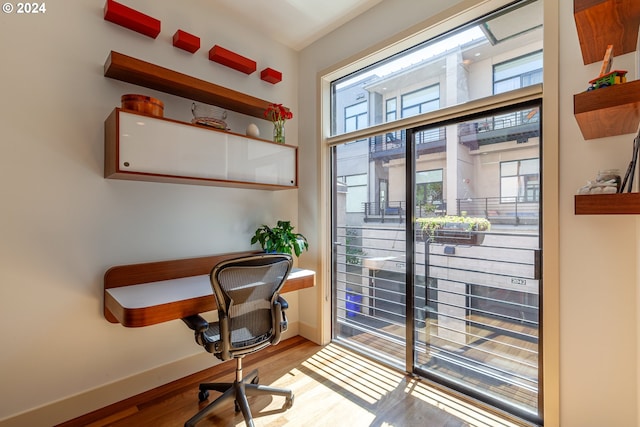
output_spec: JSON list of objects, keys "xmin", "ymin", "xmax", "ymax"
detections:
[
  {"xmin": 417, "ymin": 216, "xmax": 490, "ymax": 246},
  {"xmin": 433, "ymin": 227, "xmax": 486, "ymax": 245}
]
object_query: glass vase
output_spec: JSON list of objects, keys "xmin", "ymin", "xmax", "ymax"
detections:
[{"xmin": 273, "ymin": 122, "xmax": 285, "ymax": 144}]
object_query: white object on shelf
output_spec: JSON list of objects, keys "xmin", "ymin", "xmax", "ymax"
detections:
[
  {"xmin": 246, "ymin": 123, "xmax": 260, "ymax": 138},
  {"xmin": 576, "ymin": 180, "xmax": 618, "ymax": 194}
]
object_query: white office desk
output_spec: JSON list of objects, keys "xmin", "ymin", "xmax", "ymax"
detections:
[{"xmin": 104, "ymin": 251, "xmax": 315, "ymax": 327}]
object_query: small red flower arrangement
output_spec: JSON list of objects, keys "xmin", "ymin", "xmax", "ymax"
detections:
[
  {"xmin": 264, "ymin": 103, "xmax": 293, "ymax": 122},
  {"xmin": 264, "ymin": 103, "xmax": 292, "ymax": 143}
]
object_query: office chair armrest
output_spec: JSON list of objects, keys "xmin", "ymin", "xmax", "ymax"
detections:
[
  {"xmin": 272, "ymin": 296, "xmax": 289, "ymax": 346},
  {"xmin": 182, "ymin": 314, "xmax": 209, "ymax": 333},
  {"xmin": 277, "ymin": 295, "xmax": 289, "ymax": 310}
]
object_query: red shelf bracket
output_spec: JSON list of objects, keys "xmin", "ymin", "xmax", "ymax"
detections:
[
  {"xmin": 173, "ymin": 30, "xmax": 200, "ymax": 53},
  {"xmin": 260, "ymin": 68, "xmax": 282, "ymax": 84},
  {"xmin": 104, "ymin": 0, "xmax": 161, "ymax": 39},
  {"xmin": 209, "ymin": 45, "xmax": 257, "ymax": 75}
]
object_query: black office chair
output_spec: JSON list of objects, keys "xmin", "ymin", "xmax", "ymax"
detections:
[{"xmin": 182, "ymin": 253, "xmax": 295, "ymax": 427}]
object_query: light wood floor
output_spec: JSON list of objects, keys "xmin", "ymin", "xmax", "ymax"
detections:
[
  {"xmin": 56, "ymin": 336, "xmax": 531, "ymax": 427},
  {"xmin": 340, "ymin": 314, "xmax": 539, "ymax": 410}
]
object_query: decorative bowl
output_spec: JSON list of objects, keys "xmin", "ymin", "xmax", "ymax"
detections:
[
  {"xmin": 191, "ymin": 102, "xmax": 228, "ymax": 130},
  {"xmin": 121, "ymin": 94, "xmax": 164, "ymax": 118}
]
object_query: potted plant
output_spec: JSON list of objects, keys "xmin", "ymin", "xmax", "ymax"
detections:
[
  {"xmin": 416, "ymin": 215, "xmax": 490, "ymax": 245},
  {"xmin": 251, "ymin": 220, "xmax": 309, "ymax": 257}
]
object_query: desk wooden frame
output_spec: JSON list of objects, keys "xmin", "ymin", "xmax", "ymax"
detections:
[{"xmin": 104, "ymin": 250, "xmax": 315, "ymax": 327}]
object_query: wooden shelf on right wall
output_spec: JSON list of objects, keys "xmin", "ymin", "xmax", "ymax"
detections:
[
  {"xmin": 573, "ymin": 0, "xmax": 640, "ymax": 140},
  {"xmin": 574, "ymin": 79, "xmax": 640, "ymax": 140},
  {"xmin": 575, "ymin": 193, "xmax": 640, "ymax": 215},
  {"xmin": 573, "ymin": 0, "xmax": 640, "ymax": 215},
  {"xmin": 574, "ymin": 0, "xmax": 640, "ymax": 65}
]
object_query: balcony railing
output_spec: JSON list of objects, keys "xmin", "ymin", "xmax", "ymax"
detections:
[
  {"xmin": 364, "ymin": 197, "xmax": 538, "ymax": 226},
  {"xmin": 456, "ymin": 197, "xmax": 539, "ymax": 225},
  {"xmin": 369, "ymin": 108, "xmax": 540, "ymax": 160},
  {"xmin": 369, "ymin": 128, "xmax": 446, "ymax": 160},
  {"xmin": 362, "ymin": 200, "xmax": 445, "ymax": 222},
  {"xmin": 362, "ymin": 201, "xmax": 406, "ymax": 222},
  {"xmin": 334, "ymin": 224, "xmax": 540, "ymax": 413}
]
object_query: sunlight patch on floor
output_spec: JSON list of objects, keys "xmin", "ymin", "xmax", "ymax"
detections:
[
  {"xmin": 301, "ymin": 344, "xmax": 403, "ymax": 404},
  {"xmin": 406, "ymin": 379, "xmax": 522, "ymax": 427},
  {"xmin": 295, "ymin": 343, "xmax": 525, "ymax": 427}
]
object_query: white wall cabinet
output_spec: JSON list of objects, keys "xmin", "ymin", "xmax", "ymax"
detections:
[{"xmin": 105, "ymin": 109, "xmax": 297, "ymax": 189}]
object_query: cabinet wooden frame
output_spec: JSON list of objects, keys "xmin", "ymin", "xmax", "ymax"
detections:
[{"xmin": 105, "ymin": 108, "xmax": 298, "ymax": 190}]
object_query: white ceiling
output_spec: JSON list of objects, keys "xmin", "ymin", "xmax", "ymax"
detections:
[{"xmin": 213, "ymin": 0, "xmax": 383, "ymax": 51}]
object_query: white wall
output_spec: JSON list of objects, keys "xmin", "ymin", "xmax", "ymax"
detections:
[
  {"xmin": 2, "ymin": 0, "xmax": 638, "ymax": 425},
  {"xmin": 558, "ymin": 1, "xmax": 638, "ymax": 426},
  {"xmin": 299, "ymin": 1, "xmax": 638, "ymax": 427},
  {"xmin": 0, "ymin": 0, "xmax": 299, "ymax": 424}
]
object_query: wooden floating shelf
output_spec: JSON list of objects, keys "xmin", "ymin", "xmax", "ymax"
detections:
[
  {"xmin": 574, "ymin": 0, "xmax": 640, "ymax": 65},
  {"xmin": 104, "ymin": 51, "xmax": 279, "ymax": 119},
  {"xmin": 575, "ymin": 193, "xmax": 640, "ymax": 214},
  {"xmin": 573, "ymin": 80, "xmax": 640, "ymax": 140}
]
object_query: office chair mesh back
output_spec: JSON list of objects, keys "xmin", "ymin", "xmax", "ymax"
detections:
[{"xmin": 206, "ymin": 255, "xmax": 292, "ymax": 359}]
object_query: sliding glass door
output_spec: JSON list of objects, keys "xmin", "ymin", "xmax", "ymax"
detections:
[
  {"xmin": 328, "ymin": 1, "xmax": 543, "ymax": 422},
  {"xmin": 332, "ymin": 136, "xmax": 408, "ymax": 369},
  {"xmin": 411, "ymin": 105, "xmax": 541, "ymax": 423},
  {"xmin": 331, "ymin": 103, "xmax": 541, "ymax": 423}
]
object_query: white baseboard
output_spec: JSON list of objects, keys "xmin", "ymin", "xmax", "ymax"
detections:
[
  {"xmin": 0, "ymin": 324, "xmax": 301, "ymax": 427},
  {"xmin": 298, "ymin": 321, "xmax": 322, "ymax": 344}
]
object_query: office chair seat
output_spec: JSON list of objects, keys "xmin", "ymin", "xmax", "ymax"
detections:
[
  {"xmin": 201, "ymin": 309, "xmax": 273, "ymax": 351},
  {"xmin": 182, "ymin": 254, "xmax": 294, "ymax": 427}
]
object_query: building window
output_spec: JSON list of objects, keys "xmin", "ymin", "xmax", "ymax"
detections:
[
  {"xmin": 344, "ymin": 101, "xmax": 368, "ymax": 133},
  {"xmin": 330, "ymin": 1, "xmax": 542, "ymax": 138},
  {"xmin": 416, "ymin": 169, "xmax": 444, "ymax": 215},
  {"xmin": 500, "ymin": 158, "xmax": 539, "ymax": 203},
  {"xmin": 493, "ymin": 51, "xmax": 543, "ymax": 95},
  {"xmin": 416, "ymin": 169, "xmax": 443, "ymax": 205},
  {"xmin": 386, "ymin": 98, "xmax": 397, "ymax": 122},
  {"xmin": 342, "ymin": 173, "xmax": 368, "ymax": 212},
  {"xmin": 401, "ymin": 85, "xmax": 439, "ymax": 118}
]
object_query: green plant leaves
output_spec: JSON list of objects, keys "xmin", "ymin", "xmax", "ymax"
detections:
[
  {"xmin": 416, "ymin": 215, "xmax": 491, "ymax": 237},
  {"xmin": 251, "ymin": 220, "xmax": 309, "ymax": 257}
]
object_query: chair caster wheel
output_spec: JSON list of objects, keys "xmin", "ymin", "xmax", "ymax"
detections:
[
  {"xmin": 234, "ymin": 401, "xmax": 241, "ymax": 413},
  {"xmin": 283, "ymin": 394, "xmax": 294, "ymax": 409},
  {"xmin": 198, "ymin": 390, "xmax": 209, "ymax": 402},
  {"xmin": 251, "ymin": 376, "xmax": 259, "ymax": 384}
]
